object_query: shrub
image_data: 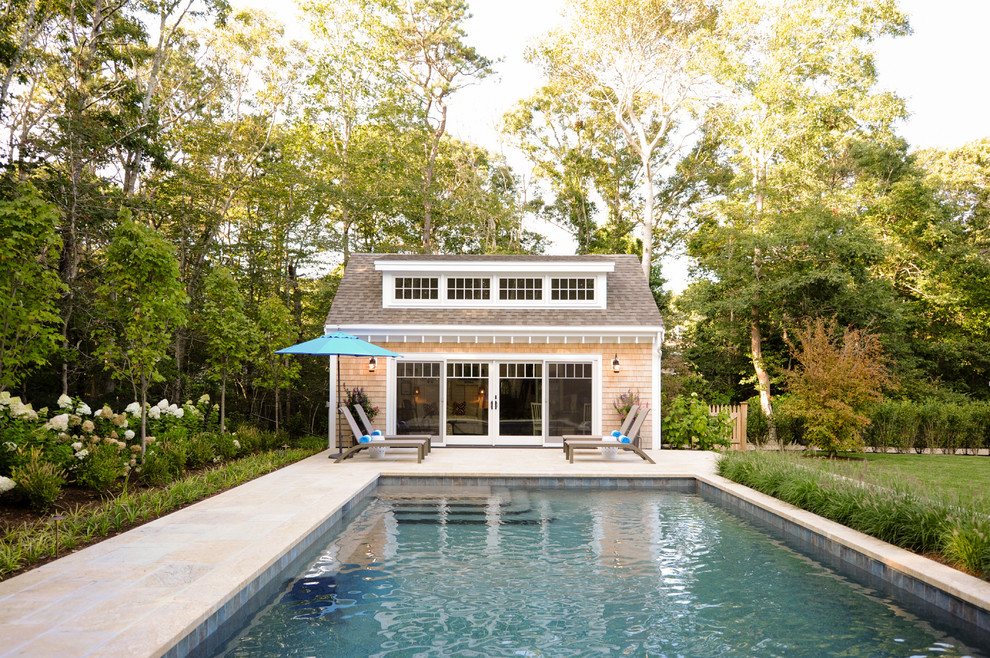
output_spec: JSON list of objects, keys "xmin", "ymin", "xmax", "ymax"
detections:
[
  {"xmin": 140, "ymin": 438, "xmax": 187, "ymax": 486},
  {"xmin": 74, "ymin": 441, "xmax": 127, "ymax": 491},
  {"xmin": 745, "ymin": 396, "xmax": 770, "ymax": 447},
  {"xmin": 782, "ymin": 318, "xmax": 894, "ymax": 456},
  {"xmin": 718, "ymin": 451, "xmax": 990, "ymax": 580},
  {"xmin": 184, "ymin": 433, "xmax": 215, "ymax": 469},
  {"xmin": 915, "ymin": 400, "xmax": 947, "ymax": 454},
  {"xmin": 665, "ymin": 394, "xmax": 732, "ymax": 451},
  {"xmin": 11, "ymin": 448, "xmax": 65, "ymax": 512}
]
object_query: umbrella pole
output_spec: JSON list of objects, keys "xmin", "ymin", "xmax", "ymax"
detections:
[{"xmin": 336, "ymin": 354, "xmax": 342, "ymax": 455}]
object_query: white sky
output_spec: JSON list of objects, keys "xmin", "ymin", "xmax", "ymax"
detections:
[{"xmin": 233, "ymin": 0, "xmax": 990, "ymax": 290}]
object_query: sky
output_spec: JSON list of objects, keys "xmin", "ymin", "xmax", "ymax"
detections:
[{"xmin": 234, "ymin": 0, "xmax": 990, "ymax": 290}]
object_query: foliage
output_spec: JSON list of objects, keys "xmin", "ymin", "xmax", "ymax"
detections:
[
  {"xmin": 345, "ymin": 386, "xmax": 379, "ymax": 424},
  {"xmin": 74, "ymin": 441, "xmax": 128, "ymax": 492},
  {"xmin": 92, "ymin": 215, "xmax": 188, "ymax": 455},
  {"xmin": 0, "ymin": 183, "xmax": 66, "ymax": 392},
  {"xmin": 10, "ymin": 448, "xmax": 65, "ymax": 513},
  {"xmin": 612, "ymin": 390, "xmax": 640, "ymax": 420},
  {"xmin": 863, "ymin": 399, "xmax": 990, "ymax": 455},
  {"xmin": 782, "ymin": 318, "xmax": 895, "ymax": 455},
  {"xmin": 0, "ymin": 447, "xmax": 318, "ymax": 579},
  {"xmin": 533, "ymin": 0, "xmax": 716, "ymax": 276},
  {"xmin": 199, "ymin": 267, "xmax": 256, "ymax": 433},
  {"xmin": 717, "ymin": 451, "xmax": 990, "ymax": 579},
  {"xmin": 664, "ymin": 393, "xmax": 731, "ymax": 451}
]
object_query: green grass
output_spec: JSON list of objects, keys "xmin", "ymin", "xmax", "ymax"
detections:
[
  {"xmin": 717, "ymin": 450, "xmax": 990, "ymax": 580},
  {"xmin": 825, "ymin": 452, "xmax": 990, "ymax": 505}
]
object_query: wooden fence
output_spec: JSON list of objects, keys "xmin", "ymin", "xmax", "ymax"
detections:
[{"xmin": 710, "ymin": 402, "xmax": 748, "ymax": 450}]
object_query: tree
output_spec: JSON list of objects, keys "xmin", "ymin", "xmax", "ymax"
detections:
[
  {"xmin": 254, "ymin": 297, "xmax": 299, "ymax": 431},
  {"xmin": 688, "ymin": 0, "xmax": 908, "ymax": 437},
  {"xmin": 199, "ymin": 266, "xmax": 256, "ymax": 433},
  {"xmin": 93, "ymin": 214, "xmax": 188, "ymax": 455},
  {"xmin": 0, "ymin": 183, "xmax": 65, "ymax": 391},
  {"xmin": 535, "ymin": 0, "xmax": 716, "ymax": 276},
  {"xmin": 388, "ymin": 0, "xmax": 493, "ymax": 253},
  {"xmin": 783, "ymin": 317, "xmax": 895, "ymax": 456}
]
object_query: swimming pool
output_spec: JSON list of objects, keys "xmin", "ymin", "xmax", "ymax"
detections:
[{"xmin": 221, "ymin": 488, "xmax": 984, "ymax": 656}]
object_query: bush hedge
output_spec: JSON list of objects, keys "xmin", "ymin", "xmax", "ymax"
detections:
[{"xmin": 746, "ymin": 396, "xmax": 990, "ymax": 454}]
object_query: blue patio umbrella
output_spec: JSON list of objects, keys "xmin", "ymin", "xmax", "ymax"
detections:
[{"xmin": 276, "ymin": 331, "xmax": 402, "ymax": 455}]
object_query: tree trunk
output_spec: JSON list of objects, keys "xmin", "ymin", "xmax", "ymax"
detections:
[
  {"xmin": 641, "ymin": 159, "xmax": 654, "ymax": 278},
  {"xmin": 140, "ymin": 371, "xmax": 148, "ymax": 458},
  {"xmin": 220, "ymin": 364, "xmax": 227, "ymax": 434},
  {"xmin": 751, "ymin": 157, "xmax": 777, "ymax": 445}
]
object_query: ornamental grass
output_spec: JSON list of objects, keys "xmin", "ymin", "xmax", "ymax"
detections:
[
  {"xmin": 0, "ymin": 448, "xmax": 316, "ymax": 579},
  {"xmin": 717, "ymin": 450, "xmax": 990, "ymax": 580}
]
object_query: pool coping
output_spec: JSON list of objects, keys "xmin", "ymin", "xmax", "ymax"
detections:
[{"xmin": 0, "ymin": 448, "xmax": 987, "ymax": 656}]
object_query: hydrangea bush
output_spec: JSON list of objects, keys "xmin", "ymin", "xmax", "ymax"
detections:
[{"xmin": 0, "ymin": 393, "xmax": 242, "ymax": 509}]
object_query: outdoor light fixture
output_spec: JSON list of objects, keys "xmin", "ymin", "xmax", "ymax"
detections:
[
  {"xmin": 368, "ymin": 356, "xmax": 377, "ymax": 372},
  {"xmin": 612, "ymin": 354, "xmax": 621, "ymax": 373}
]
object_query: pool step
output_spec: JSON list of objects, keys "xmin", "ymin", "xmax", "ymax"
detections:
[{"xmin": 384, "ymin": 489, "xmax": 552, "ymax": 525}]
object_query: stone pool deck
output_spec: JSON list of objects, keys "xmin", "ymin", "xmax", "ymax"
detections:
[{"xmin": 1, "ymin": 447, "xmax": 988, "ymax": 657}]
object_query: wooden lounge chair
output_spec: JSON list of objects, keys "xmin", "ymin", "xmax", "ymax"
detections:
[
  {"xmin": 562, "ymin": 406, "xmax": 655, "ymax": 464},
  {"xmin": 561, "ymin": 404, "xmax": 638, "ymax": 455},
  {"xmin": 332, "ymin": 406, "xmax": 430, "ymax": 463},
  {"xmin": 354, "ymin": 404, "xmax": 433, "ymax": 453}
]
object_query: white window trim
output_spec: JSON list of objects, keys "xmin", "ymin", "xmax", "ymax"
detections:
[{"xmin": 382, "ymin": 272, "xmax": 607, "ymax": 310}]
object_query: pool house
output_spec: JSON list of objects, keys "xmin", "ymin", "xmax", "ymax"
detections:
[{"xmin": 326, "ymin": 254, "xmax": 665, "ymax": 448}]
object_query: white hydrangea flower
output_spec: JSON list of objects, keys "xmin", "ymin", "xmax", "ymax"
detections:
[
  {"xmin": 157, "ymin": 399, "xmax": 169, "ymax": 410},
  {"xmin": 75, "ymin": 449, "xmax": 89, "ymax": 460},
  {"xmin": 57, "ymin": 394, "xmax": 73, "ymax": 409},
  {"xmin": 148, "ymin": 406, "xmax": 161, "ymax": 419},
  {"xmin": 233, "ymin": 439, "xmax": 240, "ymax": 449},
  {"xmin": 0, "ymin": 476, "xmax": 16, "ymax": 493},
  {"xmin": 167, "ymin": 403, "xmax": 179, "ymax": 416},
  {"xmin": 71, "ymin": 441, "xmax": 83, "ymax": 451},
  {"xmin": 125, "ymin": 402, "xmax": 141, "ymax": 416},
  {"xmin": 124, "ymin": 429, "xmax": 135, "ymax": 440},
  {"xmin": 172, "ymin": 407, "xmax": 184, "ymax": 419},
  {"xmin": 76, "ymin": 402, "xmax": 92, "ymax": 415},
  {"xmin": 46, "ymin": 413, "xmax": 70, "ymax": 432},
  {"xmin": 198, "ymin": 393, "xmax": 210, "ymax": 404},
  {"xmin": 0, "ymin": 391, "xmax": 10, "ymax": 406}
]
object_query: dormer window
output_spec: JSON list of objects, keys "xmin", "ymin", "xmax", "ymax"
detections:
[
  {"xmin": 394, "ymin": 277, "xmax": 438, "ymax": 300},
  {"xmin": 551, "ymin": 277, "xmax": 595, "ymax": 301},
  {"xmin": 378, "ymin": 260, "xmax": 612, "ymax": 309},
  {"xmin": 499, "ymin": 277, "xmax": 543, "ymax": 301},
  {"xmin": 447, "ymin": 277, "xmax": 490, "ymax": 300}
]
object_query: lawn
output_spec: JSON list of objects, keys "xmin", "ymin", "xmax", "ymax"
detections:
[{"xmin": 832, "ymin": 452, "xmax": 990, "ymax": 503}]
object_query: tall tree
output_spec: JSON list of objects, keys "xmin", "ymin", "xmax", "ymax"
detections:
[
  {"xmin": 388, "ymin": 0, "xmax": 492, "ymax": 253},
  {"xmin": 0, "ymin": 182, "xmax": 64, "ymax": 392},
  {"xmin": 199, "ymin": 266, "xmax": 255, "ymax": 433},
  {"xmin": 93, "ymin": 214, "xmax": 188, "ymax": 455},
  {"xmin": 535, "ymin": 0, "xmax": 716, "ymax": 276},
  {"xmin": 690, "ymin": 0, "xmax": 908, "ymax": 437}
]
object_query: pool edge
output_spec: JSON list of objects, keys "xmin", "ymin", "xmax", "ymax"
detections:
[{"xmin": 178, "ymin": 472, "xmax": 990, "ymax": 656}]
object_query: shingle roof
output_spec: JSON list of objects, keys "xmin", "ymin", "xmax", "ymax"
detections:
[{"xmin": 326, "ymin": 254, "xmax": 664, "ymax": 329}]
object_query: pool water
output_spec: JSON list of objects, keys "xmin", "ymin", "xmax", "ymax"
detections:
[{"xmin": 224, "ymin": 489, "xmax": 982, "ymax": 657}]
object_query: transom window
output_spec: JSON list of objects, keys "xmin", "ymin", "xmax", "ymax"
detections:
[
  {"xmin": 397, "ymin": 362, "xmax": 441, "ymax": 378},
  {"xmin": 499, "ymin": 277, "xmax": 543, "ymax": 301},
  {"xmin": 551, "ymin": 277, "xmax": 595, "ymax": 301},
  {"xmin": 395, "ymin": 277, "xmax": 438, "ymax": 300},
  {"xmin": 549, "ymin": 362, "xmax": 592, "ymax": 379},
  {"xmin": 500, "ymin": 362, "xmax": 542, "ymax": 378},
  {"xmin": 447, "ymin": 277, "xmax": 490, "ymax": 300}
]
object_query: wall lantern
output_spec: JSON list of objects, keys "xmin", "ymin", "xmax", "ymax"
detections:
[
  {"xmin": 611, "ymin": 354, "xmax": 621, "ymax": 373},
  {"xmin": 368, "ymin": 356, "xmax": 377, "ymax": 373}
]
